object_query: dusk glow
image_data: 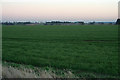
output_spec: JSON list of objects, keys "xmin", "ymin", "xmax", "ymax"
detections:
[{"xmin": 2, "ymin": 0, "xmax": 119, "ymax": 22}]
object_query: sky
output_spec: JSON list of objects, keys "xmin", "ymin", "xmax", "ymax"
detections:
[
  {"xmin": 118, "ymin": 1, "xmax": 120, "ymax": 19},
  {"xmin": 1, "ymin": 0, "xmax": 119, "ymax": 22}
]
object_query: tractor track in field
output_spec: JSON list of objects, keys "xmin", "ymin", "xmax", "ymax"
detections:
[
  {"xmin": 2, "ymin": 62, "xmax": 76, "ymax": 78},
  {"xmin": 3, "ymin": 37, "xmax": 117, "ymax": 43}
]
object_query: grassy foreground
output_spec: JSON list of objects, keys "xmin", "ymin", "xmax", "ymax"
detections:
[{"xmin": 2, "ymin": 25, "xmax": 118, "ymax": 77}]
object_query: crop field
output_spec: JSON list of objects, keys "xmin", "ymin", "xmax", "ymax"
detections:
[{"xmin": 2, "ymin": 25, "xmax": 118, "ymax": 77}]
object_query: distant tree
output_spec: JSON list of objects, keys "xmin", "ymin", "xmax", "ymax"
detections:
[
  {"xmin": 78, "ymin": 22, "xmax": 84, "ymax": 25},
  {"xmin": 2, "ymin": 22, "xmax": 14, "ymax": 25},
  {"xmin": 22, "ymin": 22, "xmax": 31, "ymax": 25},
  {"xmin": 116, "ymin": 19, "xmax": 120, "ymax": 25},
  {"xmin": 89, "ymin": 21, "xmax": 95, "ymax": 25}
]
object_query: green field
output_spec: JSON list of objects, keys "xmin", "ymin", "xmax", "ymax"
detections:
[{"xmin": 2, "ymin": 25, "xmax": 118, "ymax": 77}]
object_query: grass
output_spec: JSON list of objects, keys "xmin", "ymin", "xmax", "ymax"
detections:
[{"xmin": 2, "ymin": 25, "xmax": 118, "ymax": 77}]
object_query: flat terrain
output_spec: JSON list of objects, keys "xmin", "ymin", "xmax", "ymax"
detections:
[{"xmin": 2, "ymin": 25, "xmax": 118, "ymax": 77}]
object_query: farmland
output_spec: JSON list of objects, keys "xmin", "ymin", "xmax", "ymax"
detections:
[{"xmin": 2, "ymin": 25, "xmax": 118, "ymax": 77}]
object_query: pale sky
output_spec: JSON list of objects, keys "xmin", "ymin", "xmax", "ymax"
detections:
[{"xmin": 1, "ymin": 0, "xmax": 119, "ymax": 22}]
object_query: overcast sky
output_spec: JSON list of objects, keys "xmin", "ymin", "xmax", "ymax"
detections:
[{"xmin": 1, "ymin": 0, "xmax": 119, "ymax": 22}]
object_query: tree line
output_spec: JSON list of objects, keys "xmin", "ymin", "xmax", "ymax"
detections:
[{"xmin": 1, "ymin": 20, "xmax": 119, "ymax": 25}]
